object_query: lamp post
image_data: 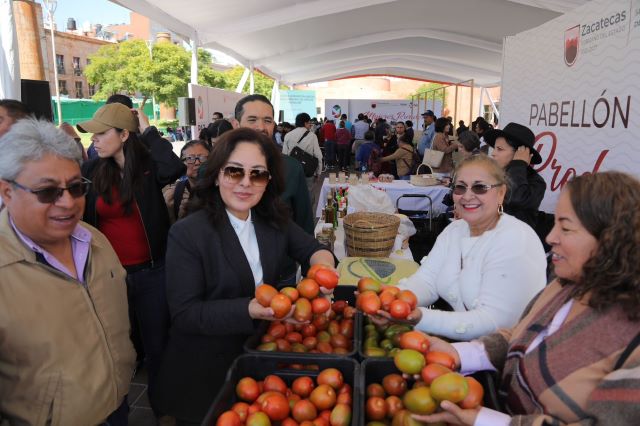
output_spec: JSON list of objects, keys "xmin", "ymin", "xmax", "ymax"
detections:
[
  {"xmin": 42, "ymin": 0, "xmax": 62, "ymax": 125},
  {"xmin": 146, "ymin": 40, "xmax": 158, "ymax": 123}
]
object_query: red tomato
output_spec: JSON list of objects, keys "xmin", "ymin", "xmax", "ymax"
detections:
[
  {"xmin": 314, "ymin": 269, "xmax": 339, "ymax": 289},
  {"xmin": 388, "ymin": 299, "xmax": 411, "ymax": 319}
]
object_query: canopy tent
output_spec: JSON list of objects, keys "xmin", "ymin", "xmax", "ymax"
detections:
[
  {"xmin": 109, "ymin": 0, "xmax": 587, "ymax": 86},
  {"xmin": 0, "ymin": 0, "xmax": 21, "ymax": 99}
]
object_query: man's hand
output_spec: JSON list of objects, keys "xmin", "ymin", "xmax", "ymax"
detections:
[
  {"xmin": 136, "ymin": 108, "xmax": 150, "ymax": 133},
  {"xmin": 412, "ymin": 401, "xmax": 480, "ymax": 426}
]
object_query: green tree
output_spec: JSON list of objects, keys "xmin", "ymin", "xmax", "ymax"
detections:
[
  {"xmin": 86, "ymin": 41, "xmax": 232, "ymax": 108},
  {"xmin": 223, "ymin": 66, "xmax": 276, "ymax": 97},
  {"xmin": 409, "ymin": 82, "xmax": 446, "ymax": 103}
]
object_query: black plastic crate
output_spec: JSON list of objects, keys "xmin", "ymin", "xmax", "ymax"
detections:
[
  {"xmin": 244, "ymin": 286, "xmax": 361, "ymax": 357},
  {"xmin": 360, "ymin": 358, "xmax": 502, "ymax": 425},
  {"xmin": 203, "ymin": 353, "xmax": 361, "ymax": 425}
]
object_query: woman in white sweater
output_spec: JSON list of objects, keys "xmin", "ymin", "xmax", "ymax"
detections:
[{"xmin": 384, "ymin": 155, "xmax": 547, "ymax": 340}]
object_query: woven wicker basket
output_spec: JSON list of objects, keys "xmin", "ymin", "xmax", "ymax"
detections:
[{"xmin": 343, "ymin": 212, "xmax": 400, "ymax": 258}]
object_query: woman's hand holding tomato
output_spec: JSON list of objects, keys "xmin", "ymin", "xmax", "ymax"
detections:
[{"xmin": 411, "ymin": 400, "xmax": 480, "ymax": 425}]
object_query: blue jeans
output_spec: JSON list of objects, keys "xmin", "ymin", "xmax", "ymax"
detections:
[
  {"xmin": 324, "ymin": 140, "xmax": 336, "ymax": 167},
  {"xmin": 399, "ymin": 175, "xmax": 411, "ymax": 181},
  {"xmin": 126, "ymin": 263, "xmax": 169, "ymax": 414}
]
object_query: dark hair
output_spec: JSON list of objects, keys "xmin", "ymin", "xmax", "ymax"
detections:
[
  {"xmin": 338, "ymin": 120, "xmax": 345, "ymax": 129},
  {"xmin": 395, "ymin": 121, "xmax": 406, "ymax": 130},
  {"xmin": 458, "ymin": 131, "xmax": 481, "ymax": 152},
  {"xmin": 475, "ymin": 119, "xmax": 492, "ymax": 134},
  {"xmin": 559, "ymin": 172, "xmax": 640, "ymax": 320},
  {"xmin": 213, "ymin": 111, "xmax": 223, "ymax": 119},
  {"xmin": 91, "ymin": 129, "xmax": 150, "ymax": 214},
  {"xmin": 357, "ymin": 113, "xmax": 364, "ymax": 120},
  {"xmin": 207, "ymin": 119, "xmax": 233, "ymax": 139},
  {"xmin": 188, "ymin": 128, "xmax": 288, "ymax": 229},
  {"xmin": 341, "ymin": 114, "xmax": 347, "ymax": 119},
  {"xmin": 364, "ymin": 130, "xmax": 375, "ymax": 141},
  {"xmin": 434, "ymin": 117, "xmax": 449, "ymax": 133},
  {"xmin": 405, "ymin": 120, "xmax": 413, "ymax": 127},
  {"xmin": 0, "ymin": 99, "xmax": 31, "ymax": 120},
  {"xmin": 198, "ymin": 127, "xmax": 210, "ymax": 142},
  {"xmin": 234, "ymin": 94, "xmax": 273, "ymax": 121},
  {"xmin": 106, "ymin": 94, "xmax": 134, "ymax": 109},
  {"xmin": 180, "ymin": 139, "xmax": 211, "ymax": 158},
  {"xmin": 459, "ymin": 120, "xmax": 465, "ymax": 126},
  {"xmin": 295, "ymin": 113, "xmax": 311, "ymax": 128}
]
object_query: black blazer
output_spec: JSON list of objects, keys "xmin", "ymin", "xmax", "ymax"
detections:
[
  {"xmin": 153, "ymin": 209, "xmax": 329, "ymax": 422},
  {"xmin": 504, "ymin": 160, "xmax": 547, "ymax": 229}
]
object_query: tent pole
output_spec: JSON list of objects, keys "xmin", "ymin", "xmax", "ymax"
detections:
[
  {"xmin": 249, "ymin": 63, "xmax": 254, "ymax": 95},
  {"xmin": 0, "ymin": 0, "xmax": 21, "ymax": 100},
  {"xmin": 236, "ymin": 68, "xmax": 249, "ymax": 93}
]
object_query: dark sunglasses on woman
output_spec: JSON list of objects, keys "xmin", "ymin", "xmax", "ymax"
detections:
[
  {"xmin": 221, "ymin": 166, "xmax": 271, "ymax": 187},
  {"xmin": 452, "ymin": 183, "xmax": 503, "ymax": 195}
]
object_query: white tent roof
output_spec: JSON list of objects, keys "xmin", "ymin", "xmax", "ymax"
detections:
[{"xmin": 110, "ymin": 0, "xmax": 587, "ymax": 86}]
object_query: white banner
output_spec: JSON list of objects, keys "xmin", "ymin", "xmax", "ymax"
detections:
[
  {"xmin": 188, "ymin": 84, "xmax": 244, "ymax": 132},
  {"xmin": 500, "ymin": 0, "xmax": 640, "ymax": 212},
  {"xmin": 324, "ymin": 99, "xmax": 421, "ymax": 123}
]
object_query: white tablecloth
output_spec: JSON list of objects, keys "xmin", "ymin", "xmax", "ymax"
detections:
[{"xmin": 315, "ymin": 178, "xmax": 450, "ymax": 218}]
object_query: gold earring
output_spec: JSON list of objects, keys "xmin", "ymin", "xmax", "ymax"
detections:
[{"xmin": 498, "ymin": 204, "xmax": 504, "ymax": 215}]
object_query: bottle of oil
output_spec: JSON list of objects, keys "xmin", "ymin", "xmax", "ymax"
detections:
[{"xmin": 324, "ymin": 193, "xmax": 335, "ymax": 227}]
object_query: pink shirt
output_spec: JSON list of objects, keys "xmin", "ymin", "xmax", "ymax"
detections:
[{"xmin": 10, "ymin": 216, "xmax": 91, "ymax": 285}]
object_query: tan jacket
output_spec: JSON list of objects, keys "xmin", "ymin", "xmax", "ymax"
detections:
[
  {"xmin": 381, "ymin": 144, "xmax": 415, "ymax": 177},
  {"xmin": 0, "ymin": 210, "xmax": 136, "ymax": 425}
]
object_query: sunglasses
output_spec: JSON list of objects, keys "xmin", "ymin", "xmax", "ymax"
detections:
[
  {"xmin": 221, "ymin": 166, "xmax": 271, "ymax": 187},
  {"xmin": 9, "ymin": 177, "xmax": 91, "ymax": 204},
  {"xmin": 182, "ymin": 155, "xmax": 208, "ymax": 164},
  {"xmin": 452, "ymin": 183, "xmax": 503, "ymax": 196}
]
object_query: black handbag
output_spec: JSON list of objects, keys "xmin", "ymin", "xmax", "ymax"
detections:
[{"xmin": 289, "ymin": 130, "xmax": 318, "ymax": 177}]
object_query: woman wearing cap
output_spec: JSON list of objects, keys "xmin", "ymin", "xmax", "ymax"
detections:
[
  {"xmin": 372, "ymin": 155, "xmax": 546, "ymax": 340},
  {"xmin": 153, "ymin": 128, "xmax": 336, "ymax": 423},
  {"xmin": 485, "ymin": 122, "xmax": 546, "ymax": 231},
  {"xmin": 413, "ymin": 171, "xmax": 640, "ymax": 426},
  {"xmin": 77, "ymin": 103, "xmax": 185, "ymax": 414}
]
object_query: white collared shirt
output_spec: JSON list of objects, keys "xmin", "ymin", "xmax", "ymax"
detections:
[{"xmin": 226, "ymin": 209, "xmax": 263, "ymax": 286}]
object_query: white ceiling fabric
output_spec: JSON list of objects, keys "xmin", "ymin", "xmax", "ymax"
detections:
[{"xmin": 110, "ymin": 0, "xmax": 588, "ymax": 86}]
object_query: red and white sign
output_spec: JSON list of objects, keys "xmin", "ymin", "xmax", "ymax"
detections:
[
  {"xmin": 188, "ymin": 84, "xmax": 244, "ymax": 131},
  {"xmin": 500, "ymin": 0, "xmax": 640, "ymax": 211}
]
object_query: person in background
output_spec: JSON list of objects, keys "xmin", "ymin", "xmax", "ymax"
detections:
[
  {"xmin": 378, "ymin": 133, "xmax": 415, "ymax": 180},
  {"xmin": 416, "ymin": 171, "xmax": 640, "ymax": 426},
  {"xmin": 351, "ymin": 113, "xmax": 371, "ymax": 161},
  {"xmin": 486, "ymin": 122, "xmax": 546, "ymax": 232},
  {"xmin": 405, "ymin": 120, "xmax": 415, "ymax": 144},
  {"xmin": 341, "ymin": 113, "xmax": 352, "ymax": 133},
  {"xmin": 0, "ymin": 99, "xmax": 31, "ymax": 138},
  {"xmin": 274, "ymin": 124, "xmax": 284, "ymax": 146},
  {"xmin": 457, "ymin": 119, "xmax": 469, "ymax": 136},
  {"xmin": 430, "ymin": 117, "xmax": 460, "ymax": 175},
  {"xmin": 336, "ymin": 120, "xmax": 351, "ymax": 171},
  {"xmin": 78, "ymin": 103, "xmax": 185, "ymax": 415},
  {"xmin": 457, "ymin": 130, "xmax": 481, "ymax": 158},
  {"xmin": 163, "ymin": 140, "xmax": 211, "ymax": 223},
  {"xmin": 154, "ymin": 128, "xmax": 336, "ymax": 423},
  {"xmin": 321, "ymin": 119, "xmax": 337, "ymax": 170},
  {"xmin": 374, "ymin": 117, "xmax": 388, "ymax": 146},
  {"xmin": 447, "ymin": 116, "xmax": 455, "ymax": 136},
  {"xmin": 0, "ymin": 119, "xmax": 135, "ymax": 424},
  {"xmin": 282, "ymin": 112, "xmax": 323, "ymax": 195},
  {"xmin": 60, "ymin": 122, "xmax": 88, "ymax": 162},
  {"xmin": 212, "ymin": 111, "xmax": 223, "ymax": 121},
  {"xmin": 356, "ymin": 130, "xmax": 380, "ymax": 172},
  {"xmin": 374, "ymin": 155, "xmax": 546, "ymax": 340},
  {"xmin": 417, "ymin": 110, "xmax": 436, "ymax": 156},
  {"xmin": 206, "ymin": 119, "xmax": 233, "ymax": 145},
  {"xmin": 474, "ymin": 117, "xmax": 493, "ymax": 153},
  {"xmin": 87, "ymin": 94, "xmax": 135, "ymax": 160},
  {"xmin": 0, "ymin": 100, "xmax": 32, "ymax": 211}
]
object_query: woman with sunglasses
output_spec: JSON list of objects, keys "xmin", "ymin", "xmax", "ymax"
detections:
[
  {"xmin": 163, "ymin": 140, "xmax": 211, "ymax": 222},
  {"xmin": 0, "ymin": 119, "xmax": 135, "ymax": 424},
  {"xmin": 374, "ymin": 155, "xmax": 546, "ymax": 340},
  {"xmin": 153, "ymin": 128, "xmax": 336, "ymax": 423},
  {"xmin": 77, "ymin": 103, "xmax": 185, "ymax": 416}
]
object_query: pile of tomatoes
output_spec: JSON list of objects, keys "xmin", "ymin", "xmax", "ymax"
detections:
[
  {"xmin": 255, "ymin": 264, "xmax": 339, "ymax": 321},
  {"xmin": 256, "ymin": 300, "xmax": 356, "ymax": 354},
  {"xmin": 355, "ymin": 277, "xmax": 418, "ymax": 320},
  {"xmin": 364, "ymin": 330, "xmax": 484, "ymax": 422},
  {"xmin": 217, "ymin": 368, "xmax": 352, "ymax": 426}
]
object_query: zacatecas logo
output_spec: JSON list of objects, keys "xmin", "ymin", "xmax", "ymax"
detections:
[
  {"xmin": 565, "ymin": 9, "xmax": 628, "ymax": 67},
  {"xmin": 564, "ymin": 25, "xmax": 580, "ymax": 66}
]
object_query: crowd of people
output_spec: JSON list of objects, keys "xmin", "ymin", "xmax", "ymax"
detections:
[{"xmin": 0, "ymin": 94, "xmax": 639, "ymax": 426}]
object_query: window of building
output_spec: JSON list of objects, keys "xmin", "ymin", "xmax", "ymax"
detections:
[
  {"xmin": 56, "ymin": 54, "xmax": 65, "ymax": 74},
  {"xmin": 75, "ymin": 81, "xmax": 83, "ymax": 99},
  {"xmin": 59, "ymin": 80, "xmax": 68, "ymax": 95},
  {"xmin": 88, "ymin": 84, "xmax": 96, "ymax": 97},
  {"xmin": 86, "ymin": 58, "xmax": 91, "ymax": 65},
  {"xmin": 73, "ymin": 57, "xmax": 82, "ymax": 75}
]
